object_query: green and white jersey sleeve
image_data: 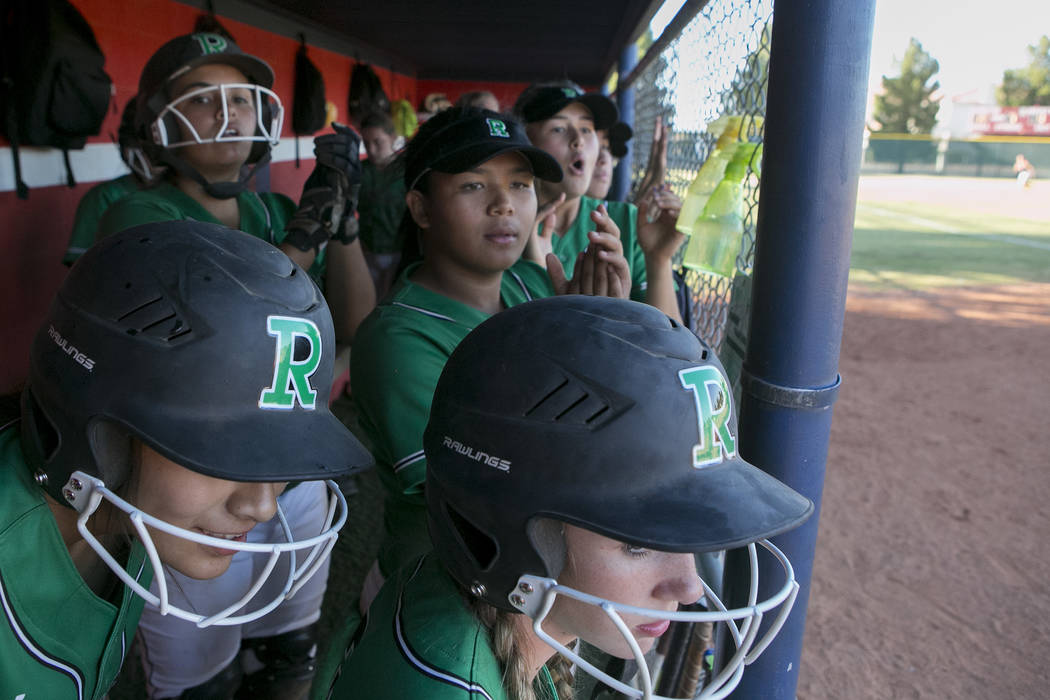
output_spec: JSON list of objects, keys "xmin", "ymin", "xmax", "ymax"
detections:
[
  {"xmin": 318, "ymin": 555, "xmax": 560, "ymax": 700},
  {"xmin": 544, "ymin": 195, "xmax": 648, "ymax": 302},
  {"xmin": 64, "ymin": 174, "xmax": 141, "ymax": 265},
  {"xmin": 0, "ymin": 422, "xmax": 153, "ymax": 700},
  {"xmin": 350, "ymin": 260, "xmax": 553, "ymax": 577},
  {"xmin": 95, "ymin": 182, "xmax": 326, "ymax": 285}
]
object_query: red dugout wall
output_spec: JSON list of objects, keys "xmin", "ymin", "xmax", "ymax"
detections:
[
  {"xmin": 0, "ymin": 0, "xmax": 419, "ymax": 393},
  {"xmin": 0, "ymin": 0, "xmax": 534, "ymax": 393}
]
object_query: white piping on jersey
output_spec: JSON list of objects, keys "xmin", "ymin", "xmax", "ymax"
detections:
[
  {"xmin": 249, "ymin": 191, "xmax": 275, "ymax": 244},
  {"xmin": 393, "ymin": 450, "xmax": 425, "ymax": 474},
  {"xmin": 393, "ymin": 558, "xmax": 495, "ymax": 700},
  {"xmin": 507, "ymin": 269, "xmax": 533, "ymax": 301},
  {"xmin": 391, "ymin": 269, "xmax": 534, "ymax": 324},
  {"xmin": 390, "ymin": 302, "xmax": 456, "ymax": 323},
  {"xmin": 0, "ymin": 416, "xmax": 19, "ymax": 432},
  {"xmin": 117, "ymin": 557, "xmax": 147, "ymax": 670},
  {"xmin": 0, "ymin": 572, "xmax": 85, "ymax": 700}
]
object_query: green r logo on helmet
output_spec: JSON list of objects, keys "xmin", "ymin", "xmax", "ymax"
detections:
[
  {"xmin": 679, "ymin": 365, "xmax": 737, "ymax": 468},
  {"xmin": 486, "ymin": 118, "xmax": 510, "ymax": 138},
  {"xmin": 193, "ymin": 33, "xmax": 228, "ymax": 55},
  {"xmin": 259, "ymin": 316, "xmax": 322, "ymax": 410},
  {"xmin": 561, "ymin": 87, "xmax": 579, "ymax": 98}
]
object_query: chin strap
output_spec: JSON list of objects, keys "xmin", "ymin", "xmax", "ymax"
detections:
[{"xmin": 159, "ymin": 148, "xmax": 273, "ymax": 200}]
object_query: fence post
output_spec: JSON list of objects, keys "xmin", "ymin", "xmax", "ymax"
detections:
[
  {"xmin": 610, "ymin": 43, "xmax": 636, "ymax": 202},
  {"xmin": 720, "ymin": 0, "xmax": 875, "ymax": 698}
]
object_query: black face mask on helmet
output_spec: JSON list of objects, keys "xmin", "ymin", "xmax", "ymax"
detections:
[{"xmin": 423, "ymin": 295, "xmax": 813, "ymax": 699}]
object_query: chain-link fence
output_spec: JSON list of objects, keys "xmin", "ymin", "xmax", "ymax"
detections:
[{"xmin": 628, "ymin": 0, "xmax": 773, "ymax": 357}]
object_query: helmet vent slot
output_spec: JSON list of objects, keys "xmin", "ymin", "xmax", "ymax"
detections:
[
  {"xmin": 524, "ymin": 375, "xmax": 613, "ymax": 425},
  {"xmin": 447, "ymin": 503, "xmax": 497, "ymax": 570},
  {"xmin": 117, "ymin": 297, "xmax": 192, "ymax": 342}
]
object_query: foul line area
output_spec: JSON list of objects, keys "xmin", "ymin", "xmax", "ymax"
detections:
[{"xmin": 858, "ymin": 204, "xmax": 1050, "ymax": 252}]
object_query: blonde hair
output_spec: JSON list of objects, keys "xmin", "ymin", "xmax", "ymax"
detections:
[{"xmin": 470, "ymin": 597, "xmax": 574, "ymax": 700}]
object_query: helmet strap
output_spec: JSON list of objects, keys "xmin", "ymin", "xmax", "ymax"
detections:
[{"xmin": 159, "ymin": 148, "xmax": 272, "ymax": 200}]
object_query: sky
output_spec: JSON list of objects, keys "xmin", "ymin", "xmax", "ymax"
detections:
[
  {"xmin": 649, "ymin": 0, "xmax": 1050, "ymax": 129},
  {"xmin": 868, "ymin": 0, "xmax": 1050, "ymax": 105}
]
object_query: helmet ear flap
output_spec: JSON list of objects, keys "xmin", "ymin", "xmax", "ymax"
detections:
[
  {"xmin": 527, "ymin": 518, "xmax": 567, "ymax": 579},
  {"xmin": 88, "ymin": 421, "xmax": 134, "ymax": 493}
]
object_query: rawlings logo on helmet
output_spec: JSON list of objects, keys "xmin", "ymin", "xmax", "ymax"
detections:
[
  {"xmin": 259, "ymin": 316, "xmax": 322, "ymax": 410},
  {"xmin": 679, "ymin": 365, "xmax": 737, "ymax": 468}
]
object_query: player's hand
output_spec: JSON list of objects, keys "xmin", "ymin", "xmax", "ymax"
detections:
[
  {"xmin": 314, "ymin": 123, "xmax": 362, "ymax": 245},
  {"xmin": 312, "ymin": 123, "xmax": 363, "ymax": 187},
  {"xmin": 523, "ymin": 192, "xmax": 565, "ymax": 267},
  {"xmin": 637, "ymin": 183, "xmax": 685, "ymax": 263},
  {"xmin": 285, "ymin": 124, "xmax": 363, "ymax": 252},
  {"xmin": 635, "ymin": 115, "xmax": 669, "ymax": 199},
  {"xmin": 547, "ymin": 204, "xmax": 629, "ymax": 299}
]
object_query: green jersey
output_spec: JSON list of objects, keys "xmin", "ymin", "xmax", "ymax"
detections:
[
  {"xmin": 350, "ymin": 260, "xmax": 553, "ymax": 576},
  {"xmin": 0, "ymin": 421, "xmax": 152, "ymax": 700},
  {"xmin": 543, "ymin": 195, "xmax": 648, "ymax": 302},
  {"xmin": 64, "ymin": 174, "xmax": 140, "ymax": 265},
  {"xmin": 318, "ymin": 555, "xmax": 560, "ymax": 700},
  {"xmin": 96, "ymin": 182, "xmax": 327, "ymax": 285},
  {"xmin": 358, "ymin": 160, "xmax": 407, "ymax": 255}
]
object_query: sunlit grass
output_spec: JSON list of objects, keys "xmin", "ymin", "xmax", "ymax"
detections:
[{"xmin": 849, "ymin": 190, "xmax": 1050, "ymax": 290}]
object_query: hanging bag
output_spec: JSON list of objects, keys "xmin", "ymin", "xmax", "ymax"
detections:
[
  {"xmin": 348, "ymin": 60, "xmax": 390, "ymax": 126},
  {"xmin": 1, "ymin": 0, "xmax": 113, "ymax": 199},
  {"xmin": 292, "ymin": 34, "xmax": 327, "ymax": 168}
]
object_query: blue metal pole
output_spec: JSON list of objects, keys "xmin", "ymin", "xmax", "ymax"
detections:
[
  {"xmin": 610, "ymin": 43, "xmax": 636, "ymax": 202},
  {"xmin": 724, "ymin": 0, "xmax": 875, "ymax": 697}
]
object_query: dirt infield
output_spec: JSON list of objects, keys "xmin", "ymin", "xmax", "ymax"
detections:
[{"xmin": 797, "ymin": 283, "xmax": 1050, "ymax": 699}]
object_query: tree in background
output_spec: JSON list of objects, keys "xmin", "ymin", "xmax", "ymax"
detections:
[
  {"xmin": 996, "ymin": 35, "xmax": 1050, "ymax": 106},
  {"xmin": 872, "ymin": 38, "xmax": 941, "ymax": 134}
]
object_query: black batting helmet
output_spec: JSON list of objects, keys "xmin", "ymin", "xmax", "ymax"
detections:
[
  {"xmin": 22, "ymin": 220, "xmax": 373, "ymax": 505},
  {"xmin": 424, "ymin": 295, "xmax": 812, "ymax": 612}
]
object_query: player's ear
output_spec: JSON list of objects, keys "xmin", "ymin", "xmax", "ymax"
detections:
[{"xmin": 405, "ymin": 190, "xmax": 430, "ymax": 230}]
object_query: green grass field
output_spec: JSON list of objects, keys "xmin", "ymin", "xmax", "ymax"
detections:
[{"xmin": 849, "ymin": 175, "xmax": 1050, "ymax": 289}]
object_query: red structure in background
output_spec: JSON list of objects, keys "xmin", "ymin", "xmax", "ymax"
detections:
[{"xmin": 971, "ymin": 106, "xmax": 1050, "ymax": 136}]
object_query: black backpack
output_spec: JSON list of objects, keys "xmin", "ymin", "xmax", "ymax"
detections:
[
  {"xmin": 0, "ymin": 0, "xmax": 112, "ymax": 199},
  {"xmin": 293, "ymin": 34, "xmax": 327, "ymax": 167},
  {"xmin": 348, "ymin": 61, "xmax": 389, "ymax": 127}
]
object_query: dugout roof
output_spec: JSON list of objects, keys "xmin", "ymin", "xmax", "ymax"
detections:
[{"xmin": 248, "ymin": 0, "xmax": 664, "ymax": 84}]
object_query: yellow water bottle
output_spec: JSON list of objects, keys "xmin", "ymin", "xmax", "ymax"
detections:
[{"xmin": 683, "ymin": 142, "xmax": 759, "ymax": 277}]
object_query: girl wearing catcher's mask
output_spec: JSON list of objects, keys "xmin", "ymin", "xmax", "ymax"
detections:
[
  {"xmin": 98, "ymin": 32, "xmax": 375, "ymax": 343},
  {"xmin": 322, "ymin": 295, "xmax": 811, "ymax": 699}
]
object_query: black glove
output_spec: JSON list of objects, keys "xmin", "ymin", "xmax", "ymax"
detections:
[
  {"xmin": 283, "ymin": 123, "xmax": 362, "ymax": 253},
  {"xmin": 312, "ymin": 122, "xmax": 363, "ymax": 186}
]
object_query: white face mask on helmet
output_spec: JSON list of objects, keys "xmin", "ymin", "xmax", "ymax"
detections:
[
  {"xmin": 61, "ymin": 470, "xmax": 347, "ymax": 628},
  {"xmin": 150, "ymin": 82, "xmax": 284, "ymax": 151},
  {"xmin": 510, "ymin": 539, "xmax": 798, "ymax": 700}
]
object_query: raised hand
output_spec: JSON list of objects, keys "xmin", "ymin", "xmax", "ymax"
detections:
[
  {"xmin": 637, "ymin": 183, "xmax": 685, "ymax": 263},
  {"xmin": 285, "ymin": 123, "xmax": 363, "ymax": 252},
  {"xmin": 523, "ymin": 192, "xmax": 565, "ymax": 267},
  {"xmin": 547, "ymin": 203, "xmax": 629, "ymax": 299}
]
